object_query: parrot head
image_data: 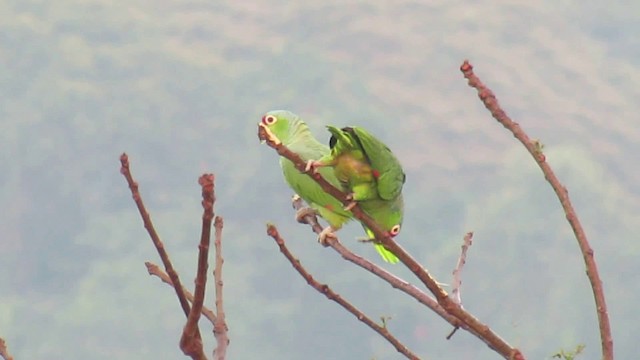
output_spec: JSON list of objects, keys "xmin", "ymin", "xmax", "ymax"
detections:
[
  {"xmin": 363, "ymin": 196, "xmax": 404, "ymax": 263},
  {"xmin": 379, "ymin": 207, "xmax": 403, "ymax": 238},
  {"xmin": 364, "ymin": 195, "xmax": 404, "ymax": 239},
  {"xmin": 259, "ymin": 110, "xmax": 303, "ymax": 145}
]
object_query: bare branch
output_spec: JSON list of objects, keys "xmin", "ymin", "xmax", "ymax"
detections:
[
  {"xmin": 180, "ymin": 174, "xmax": 215, "ymax": 359},
  {"xmin": 266, "ymin": 223, "xmax": 420, "ymax": 360},
  {"xmin": 293, "ymin": 197, "xmax": 499, "ymax": 347},
  {"xmin": 213, "ymin": 216, "xmax": 230, "ymax": 360},
  {"xmin": 119, "ymin": 153, "xmax": 204, "ymax": 359},
  {"xmin": 452, "ymin": 232, "xmax": 474, "ymax": 306},
  {"xmin": 145, "ymin": 262, "xmax": 217, "ymax": 324},
  {"xmin": 0, "ymin": 338, "xmax": 14, "ymax": 360},
  {"xmin": 460, "ymin": 60, "xmax": 613, "ymax": 360},
  {"xmin": 292, "ymin": 197, "xmax": 465, "ymax": 325},
  {"xmin": 259, "ymin": 126, "xmax": 524, "ymax": 360},
  {"xmin": 447, "ymin": 232, "xmax": 474, "ymax": 340}
]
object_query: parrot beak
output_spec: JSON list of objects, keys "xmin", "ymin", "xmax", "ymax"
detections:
[
  {"xmin": 257, "ymin": 122, "xmax": 281, "ymax": 145},
  {"xmin": 258, "ymin": 122, "xmax": 267, "ymax": 144}
]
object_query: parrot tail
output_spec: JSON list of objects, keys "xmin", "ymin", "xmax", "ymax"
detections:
[{"xmin": 374, "ymin": 243, "xmax": 400, "ymax": 264}]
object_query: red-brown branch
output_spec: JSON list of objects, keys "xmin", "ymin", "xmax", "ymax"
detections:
[
  {"xmin": 145, "ymin": 262, "xmax": 217, "ymax": 323},
  {"xmin": 0, "ymin": 338, "xmax": 14, "ymax": 360},
  {"xmin": 119, "ymin": 153, "xmax": 204, "ymax": 360},
  {"xmin": 460, "ymin": 60, "xmax": 613, "ymax": 360},
  {"xmin": 180, "ymin": 174, "xmax": 215, "ymax": 359},
  {"xmin": 266, "ymin": 224, "xmax": 420, "ymax": 360},
  {"xmin": 259, "ymin": 127, "xmax": 523, "ymax": 360}
]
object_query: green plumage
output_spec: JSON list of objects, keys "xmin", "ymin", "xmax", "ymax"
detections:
[
  {"xmin": 260, "ymin": 110, "xmax": 352, "ymax": 231},
  {"xmin": 319, "ymin": 126, "xmax": 406, "ymax": 201},
  {"xmin": 260, "ymin": 111, "xmax": 406, "ymax": 264},
  {"xmin": 315, "ymin": 125, "xmax": 407, "ymax": 263}
]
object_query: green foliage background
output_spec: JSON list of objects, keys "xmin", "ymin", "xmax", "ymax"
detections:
[{"xmin": 1, "ymin": 0, "xmax": 638, "ymax": 359}]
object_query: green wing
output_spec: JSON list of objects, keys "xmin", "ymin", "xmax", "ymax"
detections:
[{"xmin": 349, "ymin": 127, "xmax": 406, "ymax": 201}]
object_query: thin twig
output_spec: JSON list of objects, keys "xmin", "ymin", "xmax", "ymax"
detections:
[
  {"xmin": 119, "ymin": 153, "xmax": 204, "ymax": 357},
  {"xmin": 180, "ymin": 174, "xmax": 215, "ymax": 359},
  {"xmin": 452, "ymin": 232, "xmax": 474, "ymax": 306},
  {"xmin": 460, "ymin": 60, "xmax": 613, "ymax": 360},
  {"xmin": 266, "ymin": 224, "xmax": 420, "ymax": 360},
  {"xmin": 145, "ymin": 262, "xmax": 217, "ymax": 323},
  {"xmin": 259, "ymin": 126, "xmax": 524, "ymax": 360},
  {"xmin": 447, "ymin": 232, "xmax": 474, "ymax": 340},
  {"xmin": 213, "ymin": 216, "xmax": 229, "ymax": 360},
  {"xmin": 0, "ymin": 338, "xmax": 14, "ymax": 360},
  {"xmin": 120, "ymin": 154, "xmax": 193, "ymax": 317}
]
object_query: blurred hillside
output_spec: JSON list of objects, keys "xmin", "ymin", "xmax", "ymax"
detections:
[{"xmin": 1, "ymin": 0, "xmax": 638, "ymax": 359}]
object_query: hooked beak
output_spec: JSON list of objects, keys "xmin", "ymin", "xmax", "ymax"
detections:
[
  {"xmin": 258, "ymin": 122, "xmax": 267, "ymax": 144},
  {"xmin": 257, "ymin": 122, "xmax": 281, "ymax": 146}
]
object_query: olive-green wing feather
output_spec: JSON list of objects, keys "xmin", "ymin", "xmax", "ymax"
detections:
[{"xmin": 348, "ymin": 127, "xmax": 406, "ymax": 201}]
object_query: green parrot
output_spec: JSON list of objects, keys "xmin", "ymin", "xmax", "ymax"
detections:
[
  {"xmin": 259, "ymin": 110, "xmax": 353, "ymax": 243},
  {"xmin": 306, "ymin": 126, "xmax": 406, "ymax": 263}
]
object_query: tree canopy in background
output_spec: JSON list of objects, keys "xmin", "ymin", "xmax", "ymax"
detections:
[{"xmin": 1, "ymin": 0, "xmax": 638, "ymax": 359}]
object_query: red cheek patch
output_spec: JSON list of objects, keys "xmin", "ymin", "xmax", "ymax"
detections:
[{"xmin": 372, "ymin": 169, "xmax": 380, "ymax": 179}]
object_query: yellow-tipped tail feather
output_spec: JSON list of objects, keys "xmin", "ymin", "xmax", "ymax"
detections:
[{"xmin": 374, "ymin": 243, "xmax": 399, "ymax": 264}]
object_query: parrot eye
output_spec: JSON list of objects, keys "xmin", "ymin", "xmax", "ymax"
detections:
[
  {"xmin": 262, "ymin": 114, "xmax": 277, "ymax": 125},
  {"xmin": 389, "ymin": 225, "xmax": 401, "ymax": 237}
]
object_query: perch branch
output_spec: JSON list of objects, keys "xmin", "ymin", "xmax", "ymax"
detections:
[
  {"xmin": 460, "ymin": 60, "xmax": 613, "ymax": 360},
  {"xmin": 180, "ymin": 174, "xmax": 215, "ymax": 359},
  {"xmin": 0, "ymin": 338, "xmax": 13, "ymax": 360},
  {"xmin": 259, "ymin": 126, "xmax": 524, "ymax": 360},
  {"xmin": 266, "ymin": 224, "xmax": 420, "ymax": 360},
  {"xmin": 145, "ymin": 262, "xmax": 217, "ymax": 323},
  {"xmin": 213, "ymin": 216, "xmax": 230, "ymax": 360},
  {"xmin": 119, "ymin": 153, "xmax": 204, "ymax": 358}
]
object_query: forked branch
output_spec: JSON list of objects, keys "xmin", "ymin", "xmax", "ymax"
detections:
[
  {"xmin": 145, "ymin": 262, "xmax": 217, "ymax": 324},
  {"xmin": 266, "ymin": 224, "xmax": 420, "ymax": 360},
  {"xmin": 292, "ymin": 197, "xmax": 486, "ymax": 342},
  {"xmin": 120, "ymin": 154, "xmax": 206, "ymax": 360},
  {"xmin": 121, "ymin": 155, "xmax": 231, "ymax": 359}
]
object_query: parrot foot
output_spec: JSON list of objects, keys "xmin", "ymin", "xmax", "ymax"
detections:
[
  {"xmin": 356, "ymin": 236, "xmax": 374, "ymax": 243},
  {"xmin": 342, "ymin": 193, "xmax": 358, "ymax": 211},
  {"xmin": 305, "ymin": 160, "xmax": 324, "ymax": 174},
  {"xmin": 295, "ymin": 207, "xmax": 317, "ymax": 224},
  {"xmin": 317, "ymin": 226, "xmax": 338, "ymax": 246},
  {"xmin": 344, "ymin": 201, "xmax": 358, "ymax": 211}
]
